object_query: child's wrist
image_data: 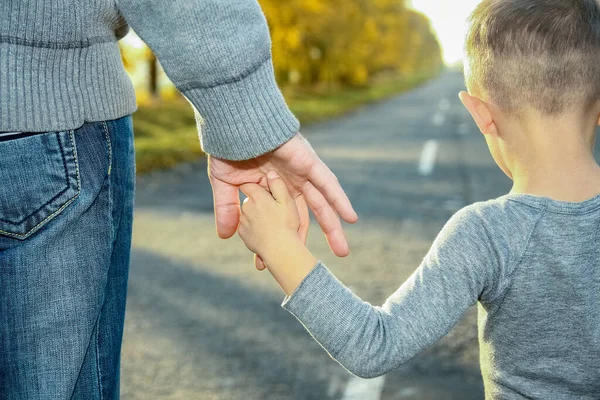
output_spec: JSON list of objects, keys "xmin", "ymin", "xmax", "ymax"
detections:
[
  {"xmin": 260, "ymin": 233, "xmax": 318, "ymax": 296},
  {"xmin": 261, "ymin": 232, "xmax": 306, "ymax": 268}
]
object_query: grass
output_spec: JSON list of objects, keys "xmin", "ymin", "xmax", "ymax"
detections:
[
  {"xmin": 132, "ymin": 69, "xmax": 441, "ymax": 173},
  {"xmin": 132, "ymin": 101, "xmax": 203, "ymax": 173}
]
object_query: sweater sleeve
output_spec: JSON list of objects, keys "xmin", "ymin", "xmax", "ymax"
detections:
[
  {"xmin": 282, "ymin": 206, "xmax": 506, "ymax": 379},
  {"xmin": 116, "ymin": 0, "xmax": 299, "ymax": 160}
]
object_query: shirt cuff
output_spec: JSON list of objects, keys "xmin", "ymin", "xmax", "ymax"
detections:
[{"xmin": 181, "ymin": 58, "xmax": 300, "ymax": 161}]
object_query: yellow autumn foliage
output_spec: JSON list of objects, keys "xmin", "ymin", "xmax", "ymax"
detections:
[
  {"xmin": 259, "ymin": 0, "xmax": 443, "ymax": 88},
  {"xmin": 121, "ymin": 0, "xmax": 442, "ymax": 96}
]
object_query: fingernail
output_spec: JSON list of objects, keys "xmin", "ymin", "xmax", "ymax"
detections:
[{"xmin": 267, "ymin": 171, "xmax": 279, "ymax": 179}]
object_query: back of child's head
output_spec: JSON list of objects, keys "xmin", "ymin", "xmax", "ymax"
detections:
[{"xmin": 465, "ymin": 0, "xmax": 600, "ymax": 116}]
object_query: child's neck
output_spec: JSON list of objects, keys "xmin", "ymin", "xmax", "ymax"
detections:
[{"xmin": 509, "ymin": 119, "xmax": 600, "ymax": 202}]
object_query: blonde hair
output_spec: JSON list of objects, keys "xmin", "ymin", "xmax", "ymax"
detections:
[{"xmin": 465, "ymin": 0, "xmax": 600, "ymax": 115}]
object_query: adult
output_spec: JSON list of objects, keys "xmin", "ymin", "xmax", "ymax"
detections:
[{"xmin": 0, "ymin": 1, "xmax": 357, "ymax": 399}]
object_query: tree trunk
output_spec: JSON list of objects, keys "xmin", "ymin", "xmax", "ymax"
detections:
[{"xmin": 148, "ymin": 53, "xmax": 159, "ymax": 99}]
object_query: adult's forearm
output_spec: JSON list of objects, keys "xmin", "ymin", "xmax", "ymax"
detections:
[{"xmin": 117, "ymin": 0, "xmax": 299, "ymax": 160}]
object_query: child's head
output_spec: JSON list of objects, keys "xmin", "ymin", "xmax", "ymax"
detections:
[
  {"xmin": 465, "ymin": 0, "xmax": 600, "ymax": 115},
  {"xmin": 459, "ymin": 0, "xmax": 600, "ymax": 178}
]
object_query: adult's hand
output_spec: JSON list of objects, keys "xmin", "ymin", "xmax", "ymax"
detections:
[{"xmin": 208, "ymin": 133, "xmax": 358, "ymax": 269}]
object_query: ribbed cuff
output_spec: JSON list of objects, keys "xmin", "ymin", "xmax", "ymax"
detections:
[{"xmin": 182, "ymin": 58, "xmax": 300, "ymax": 161}]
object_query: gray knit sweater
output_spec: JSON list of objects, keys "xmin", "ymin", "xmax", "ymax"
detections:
[
  {"xmin": 0, "ymin": 1, "xmax": 299, "ymax": 160},
  {"xmin": 284, "ymin": 194, "xmax": 600, "ymax": 399}
]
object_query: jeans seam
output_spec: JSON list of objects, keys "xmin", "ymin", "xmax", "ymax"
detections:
[
  {"xmin": 0, "ymin": 130, "xmax": 81, "ymax": 238},
  {"xmin": 95, "ymin": 121, "xmax": 114, "ymax": 400},
  {"xmin": 95, "ymin": 314, "xmax": 105, "ymax": 400},
  {"xmin": 0, "ymin": 131, "xmax": 72, "ymax": 225},
  {"xmin": 102, "ymin": 122, "xmax": 112, "ymax": 176}
]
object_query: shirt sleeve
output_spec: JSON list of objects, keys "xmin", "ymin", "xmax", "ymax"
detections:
[
  {"xmin": 116, "ymin": 0, "xmax": 300, "ymax": 161},
  {"xmin": 282, "ymin": 206, "xmax": 504, "ymax": 379}
]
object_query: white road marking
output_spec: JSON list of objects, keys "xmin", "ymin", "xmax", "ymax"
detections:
[
  {"xmin": 399, "ymin": 387, "xmax": 419, "ymax": 397},
  {"xmin": 418, "ymin": 140, "xmax": 439, "ymax": 176},
  {"xmin": 342, "ymin": 376, "xmax": 386, "ymax": 400},
  {"xmin": 439, "ymin": 98, "xmax": 451, "ymax": 111},
  {"xmin": 432, "ymin": 112, "xmax": 446, "ymax": 126}
]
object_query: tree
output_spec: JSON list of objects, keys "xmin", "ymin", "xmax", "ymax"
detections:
[
  {"xmin": 147, "ymin": 49, "xmax": 159, "ymax": 99},
  {"xmin": 259, "ymin": 0, "xmax": 443, "ymax": 88}
]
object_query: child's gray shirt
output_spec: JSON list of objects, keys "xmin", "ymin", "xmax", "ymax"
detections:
[{"xmin": 283, "ymin": 193, "xmax": 600, "ymax": 399}]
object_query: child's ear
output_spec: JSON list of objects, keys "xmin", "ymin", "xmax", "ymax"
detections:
[{"xmin": 458, "ymin": 91, "xmax": 498, "ymax": 137}]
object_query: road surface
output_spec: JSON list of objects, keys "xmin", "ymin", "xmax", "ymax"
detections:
[{"xmin": 122, "ymin": 71, "xmax": 517, "ymax": 399}]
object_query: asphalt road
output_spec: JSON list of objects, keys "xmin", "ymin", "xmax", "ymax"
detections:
[{"xmin": 121, "ymin": 71, "xmax": 518, "ymax": 399}]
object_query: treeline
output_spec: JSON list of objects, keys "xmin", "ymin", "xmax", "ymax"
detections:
[
  {"xmin": 121, "ymin": 0, "xmax": 443, "ymax": 98},
  {"xmin": 260, "ymin": 0, "xmax": 443, "ymax": 87}
]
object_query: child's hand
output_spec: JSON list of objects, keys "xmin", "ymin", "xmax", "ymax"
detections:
[
  {"xmin": 238, "ymin": 171, "xmax": 302, "ymax": 260},
  {"xmin": 239, "ymin": 171, "xmax": 319, "ymax": 295}
]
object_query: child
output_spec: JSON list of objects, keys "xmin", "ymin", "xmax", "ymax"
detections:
[{"xmin": 237, "ymin": 0, "xmax": 600, "ymax": 398}]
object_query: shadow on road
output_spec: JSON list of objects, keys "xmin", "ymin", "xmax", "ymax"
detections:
[
  {"xmin": 124, "ymin": 73, "xmax": 516, "ymax": 399},
  {"xmin": 135, "ymin": 155, "xmax": 509, "ymax": 229},
  {"xmin": 124, "ymin": 249, "xmax": 335, "ymax": 399},
  {"xmin": 123, "ymin": 248, "xmax": 485, "ymax": 399}
]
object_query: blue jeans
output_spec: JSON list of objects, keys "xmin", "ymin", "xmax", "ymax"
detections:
[{"xmin": 0, "ymin": 116, "xmax": 135, "ymax": 399}]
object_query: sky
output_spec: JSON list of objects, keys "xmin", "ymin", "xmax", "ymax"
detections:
[{"xmin": 410, "ymin": 0, "xmax": 482, "ymax": 65}]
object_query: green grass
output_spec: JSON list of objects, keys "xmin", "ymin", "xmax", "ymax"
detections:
[
  {"xmin": 132, "ymin": 70, "xmax": 441, "ymax": 173},
  {"xmin": 132, "ymin": 101, "xmax": 203, "ymax": 173}
]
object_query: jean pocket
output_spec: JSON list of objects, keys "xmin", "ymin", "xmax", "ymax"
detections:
[{"xmin": 0, "ymin": 130, "xmax": 80, "ymax": 240}]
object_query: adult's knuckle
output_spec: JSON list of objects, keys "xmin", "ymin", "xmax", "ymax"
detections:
[{"xmin": 312, "ymin": 202, "xmax": 329, "ymax": 217}]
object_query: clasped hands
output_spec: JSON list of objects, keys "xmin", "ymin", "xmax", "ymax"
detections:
[
  {"xmin": 208, "ymin": 133, "xmax": 357, "ymax": 270},
  {"xmin": 238, "ymin": 171, "xmax": 305, "ymax": 267}
]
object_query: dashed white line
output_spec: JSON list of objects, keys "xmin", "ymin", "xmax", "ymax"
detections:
[
  {"xmin": 341, "ymin": 376, "xmax": 386, "ymax": 400},
  {"xmin": 399, "ymin": 387, "xmax": 419, "ymax": 397},
  {"xmin": 432, "ymin": 112, "xmax": 446, "ymax": 126},
  {"xmin": 418, "ymin": 140, "xmax": 439, "ymax": 176},
  {"xmin": 439, "ymin": 98, "xmax": 451, "ymax": 111}
]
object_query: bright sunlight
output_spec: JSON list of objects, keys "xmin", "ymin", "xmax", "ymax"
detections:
[{"xmin": 411, "ymin": 0, "xmax": 483, "ymax": 64}]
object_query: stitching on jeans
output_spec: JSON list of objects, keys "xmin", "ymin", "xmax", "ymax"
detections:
[
  {"xmin": 96, "ymin": 315, "xmax": 105, "ymax": 400},
  {"xmin": 0, "ymin": 35, "xmax": 114, "ymax": 49},
  {"xmin": 0, "ymin": 131, "xmax": 81, "ymax": 239},
  {"xmin": 177, "ymin": 54, "xmax": 271, "ymax": 91},
  {"xmin": 0, "ymin": 131, "xmax": 81, "ymax": 237},
  {"xmin": 95, "ymin": 121, "xmax": 116, "ymax": 400},
  {"xmin": 102, "ymin": 122, "xmax": 113, "ymax": 176},
  {"xmin": 0, "ymin": 132, "xmax": 70, "ymax": 225},
  {"xmin": 70, "ymin": 130, "xmax": 82, "ymax": 198}
]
